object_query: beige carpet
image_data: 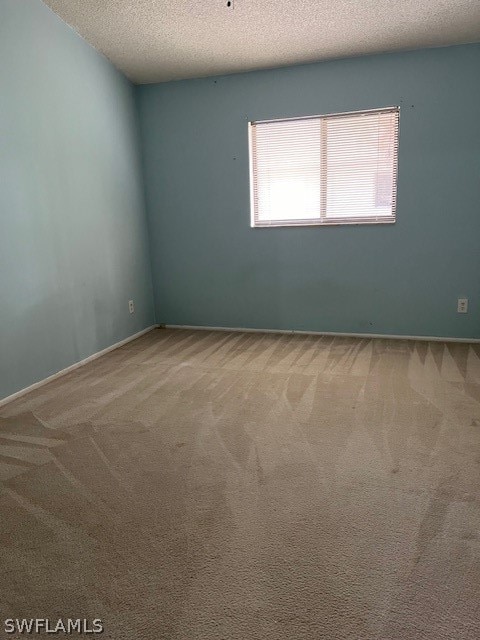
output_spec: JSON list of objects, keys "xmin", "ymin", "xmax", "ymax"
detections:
[{"xmin": 1, "ymin": 328, "xmax": 480, "ymax": 639}]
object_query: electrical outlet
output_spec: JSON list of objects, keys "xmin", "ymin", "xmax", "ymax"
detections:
[
  {"xmin": 128, "ymin": 300, "xmax": 135, "ymax": 314},
  {"xmin": 457, "ymin": 298, "xmax": 468, "ymax": 314}
]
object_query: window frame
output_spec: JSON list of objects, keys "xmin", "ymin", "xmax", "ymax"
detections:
[{"xmin": 248, "ymin": 106, "xmax": 400, "ymax": 229}]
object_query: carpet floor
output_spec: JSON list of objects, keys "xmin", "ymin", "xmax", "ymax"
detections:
[{"xmin": 1, "ymin": 328, "xmax": 480, "ymax": 639}]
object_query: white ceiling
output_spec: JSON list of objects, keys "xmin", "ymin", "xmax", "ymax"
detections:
[{"xmin": 43, "ymin": 0, "xmax": 480, "ymax": 84}]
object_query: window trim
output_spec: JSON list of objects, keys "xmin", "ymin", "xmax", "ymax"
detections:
[{"xmin": 248, "ymin": 106, "xmax": 400, "ymax": 229}]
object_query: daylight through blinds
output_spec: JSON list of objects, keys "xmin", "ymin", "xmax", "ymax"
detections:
[{"xmin": 249, "ymin": 107, "xmax": 399, "ymax": 227}]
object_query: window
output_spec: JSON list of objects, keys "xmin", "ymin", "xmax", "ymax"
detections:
[{"xmin": 248, "ymin": 107, "xmax": 399, "ymax": 227}]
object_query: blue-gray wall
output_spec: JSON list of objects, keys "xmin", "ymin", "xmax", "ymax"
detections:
[
  {"xmin": 137, "ymin": 44, "xmax": 480, "ymax": 339},
  {"xmin": 0, "ymin": 0, "xmax": 154, "ymax": 401}
]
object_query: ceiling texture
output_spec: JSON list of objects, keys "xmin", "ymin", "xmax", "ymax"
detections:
[{"xmin": 43, "ymin": 0, "xmax": 480, "ymax": 84}]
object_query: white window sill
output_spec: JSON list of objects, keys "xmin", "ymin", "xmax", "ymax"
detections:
[{"xmin": 251, "ymin": 217, "xmax": 396, "ymax": 228}]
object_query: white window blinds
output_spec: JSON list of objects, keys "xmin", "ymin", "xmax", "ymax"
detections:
[{"xmin": 249, "ymin": 107, "xmax": 399, "ymax": 227}]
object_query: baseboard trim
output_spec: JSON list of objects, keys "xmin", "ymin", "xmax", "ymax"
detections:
[
  {"xmin": 164, "ymin": 324, "xmax": 480, "ymax": 344},
  {"xmin": 0, "ymin": 325, "xmax": 158, "ymax": 408}
]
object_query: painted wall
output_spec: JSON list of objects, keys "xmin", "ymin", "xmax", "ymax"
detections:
[
  {"xmin": 0, "ymin": 0, "xmax": 154, "ymax": 400},
  {"xmin": 137, "ymin": 44, "xmax": 480, "ymax": 339}
]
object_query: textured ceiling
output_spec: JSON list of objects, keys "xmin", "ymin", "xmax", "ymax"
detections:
[{"xmin": 43, "ymin": 0, "xmax": 480, "ymax": 84}]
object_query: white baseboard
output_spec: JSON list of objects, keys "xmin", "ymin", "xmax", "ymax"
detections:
[
  {"xmin": 0, "ymin": 325, "xmax": 158, "ymax": 408},
  {"xmin": 163, "ymin": 324, "xmax": 480, "ymax": 344}
]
